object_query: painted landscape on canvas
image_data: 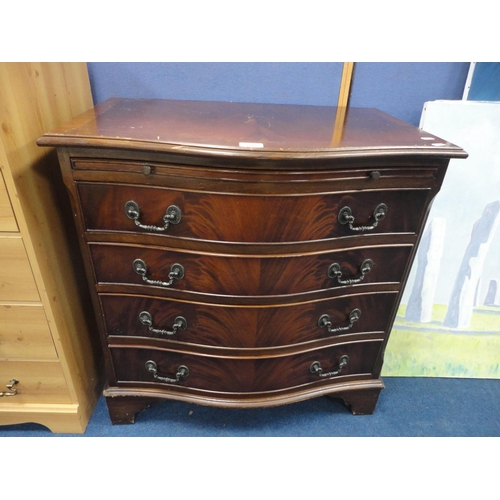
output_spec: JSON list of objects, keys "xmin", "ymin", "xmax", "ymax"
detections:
[{"xmin": 382, "ymin": 100, "xmax": 500, "ymax": 379}]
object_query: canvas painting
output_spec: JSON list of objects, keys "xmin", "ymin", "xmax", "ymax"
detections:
[
  {"xmin": 464, "ymin": 62, "xmax": 500, "ymax": 101},
  {"xmin": 382, "ymin": 100, "xmax": 500, "ymax": 378}
]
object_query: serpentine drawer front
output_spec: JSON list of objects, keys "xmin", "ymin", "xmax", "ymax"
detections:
[
  {"xmin": 37, "ymin": 98, "xmax": 467, "ymax": 424},
  {"xmin": 89, "ymin": 243, "xmax": 412, "ymax": 297},
  {"xmin": 77, "ymin": 182, "xmax": 430, "ymax": 242},
  {"xmin": 108, "ymin": 339, "xmax": 384, "ymax": 394},
  {"xmin": 99, "ymin": 291, "xmax": 399, "ymax": 348}
]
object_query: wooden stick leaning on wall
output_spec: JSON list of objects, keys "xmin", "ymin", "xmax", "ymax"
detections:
[{"xmin": 332, "ymin": 62, "xmax": 355, "ymax": 145}]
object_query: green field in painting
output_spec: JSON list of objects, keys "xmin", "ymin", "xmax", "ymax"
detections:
[{"xmin": 381, "ymin": 304, "xmax": 500, "ymax": 378}]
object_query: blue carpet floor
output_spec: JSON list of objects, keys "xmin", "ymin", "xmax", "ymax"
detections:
[{"xmin": 1, "ymin": 376, "xmax": 499, "ymax": 436}]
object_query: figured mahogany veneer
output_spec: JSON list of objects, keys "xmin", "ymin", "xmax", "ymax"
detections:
[
  {"xmin": 37, "ymin": 98, "xmax": 467, "ymax": 424},
  {"xmin": 89, "ymin": 243, "xmax": 412, "ymax": 297},
  {"xmin": 109, "ymin": 339, "xmax": 384, "ymax": 393},
  {"xmin": 77, "ymin": 182, "xmax": 430, "ymax": 242},
  {"xmin": 100, "ymin": 291, "xmax": 399, "ymax": 348}
]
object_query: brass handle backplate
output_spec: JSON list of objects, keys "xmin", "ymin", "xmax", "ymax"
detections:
[
  {"xmin": 139, "ymin": 311, "xmax": 187, "ymax": 336},
  {"xmin": 145, "ymin": 360, "xmax": 189, "ymax": 384},
  {"xmin": 133, "ymin": 259, "xmax": 184, "ymax": 288},
  {"xmin": 338, "ymin": 203, "xmax": 387, "ymax": 232},
  {"xmin": 310, "ymin": 356, "xmax": 349, "ymax": 378},
  {"xmin": 0, "ymin": 379, "xmax": 19, "ymax": 397},
  {"xmin": 125, "ymin": 200, "xmax": 181, "ymax": 232},
  {"xmin": 318, "ymin": 308, "xmax": 361, "ymax": 334},
  {"xmin": 328, "ymin": 259, "xmax": 373, "ymax": 285}
]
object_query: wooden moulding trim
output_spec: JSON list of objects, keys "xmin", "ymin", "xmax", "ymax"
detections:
[
  {"xmin": 0, "ymin": 403, "xmax": 87, "ymax": 433},
  {"xmin": 87, "ymin": 237, "xmax": 415, "ymax": 259},
  {"xmin": 64, "ymin": 146, "xmax": 456, "ymax": 172},
  {"xmin": 96, "ymin": 230, "xmax": 411, "ymax": 257},
  {"xmin": 0, "ymin": 402, "xmax": 80, "ymax": 413},
  {"xmin": 73, "ymin": 174, "xmax": 437, "ymax": 195},
  {"xmin": 71, "ymin": 158, "xmax": 441, "ymax": 178},
  {"xmin": 103, "ymin": 378, "xmax": 386, "ymax": 409},
  {"xmin": 95, "ymin": 282, "xmax": 402, "ymax": 307},
  {"xmin": 85, "ymin": 231, "xmax": 418, "ymax": 256},
  {"xmin": 37, "ymin": 136, "xmax": 469, "ymax": 160},
  {"xmin": 99, "ymin": 288, "xmax": 400, "ymax": 309},
  {"xmin": 107, "ymin": 333, "xmax": 386, "ymax": 359}
]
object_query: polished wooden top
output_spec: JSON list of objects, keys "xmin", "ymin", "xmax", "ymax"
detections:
[{"xmin": 37, "ymin": 98, "xmax": 467, "ymax": 159}]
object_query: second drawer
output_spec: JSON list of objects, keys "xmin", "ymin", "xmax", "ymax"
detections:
[{"xmin": 90, "ymin": 243, "xmax": 413, "ymax": 297}]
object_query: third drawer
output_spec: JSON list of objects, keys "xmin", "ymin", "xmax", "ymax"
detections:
[{"xmin": 100, "ymin": 291, "xmax": 399, "ymax": 348}]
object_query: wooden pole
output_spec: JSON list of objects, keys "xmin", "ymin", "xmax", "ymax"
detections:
[{"xmin": 332, "ymin": 62, "xmax": 355, "ymax": 145}]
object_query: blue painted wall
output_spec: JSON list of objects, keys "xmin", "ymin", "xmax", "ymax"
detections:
[{"xmin": 87, "ymin": 62, "xmax": 470, "ymax": 126}]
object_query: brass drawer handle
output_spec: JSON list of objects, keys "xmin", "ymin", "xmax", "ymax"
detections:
[
  {"xmin": 145, "ymin": 360, "xmax": 189, "ymax": 384},
  {"xmin": 0, "ymin": 379, "xmax": 19, "ymax": 397},
  {"xmin": 328, "ymin": 259, "xmax": 373, "ymax": 285},
  {"xmin": 338, "ymin": 203, "xmax": 387, "ymax": 232},
  {"xmin": 139, "ymin": 311, "xmax": 187, "ymax": 336},
  {"xmin": 125, "ymin": 200, "xmax": 181, "ymax": 232},
  {"xmin": 133, "ymin": 259, "xmax": 184, "ymax": 288},
  {"xmin": 318, "ymin": 308, "xmax": 361, "ymax": 334},
  {"xmin": 310, "ymin": 356, "xmax": 349, "ymax": 378}
]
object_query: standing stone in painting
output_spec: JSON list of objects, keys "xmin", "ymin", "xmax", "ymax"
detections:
[
  {"xmin": 444, "ymin": 200, "xmax": 500, "ymax": 328},
  {"xmin": 484, "ymin": 280, "xmax": 498, "ymax": 306},
  {"xmin": 406, "ymin": 218, "xmax": 446, "ymax": 322}
]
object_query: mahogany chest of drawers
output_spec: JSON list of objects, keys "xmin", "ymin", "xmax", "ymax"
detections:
[{"xmin": 38, "ymin": 98, "xmax": 466, "ymax": 424}]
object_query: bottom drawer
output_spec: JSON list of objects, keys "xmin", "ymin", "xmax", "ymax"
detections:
[
  {"xmin": 110, "ymin": 339, "xmax": 383, "ymax": 393},
  {"xmin": 0, "ymin": 360, "xmax": 72, "ymax": 404}
]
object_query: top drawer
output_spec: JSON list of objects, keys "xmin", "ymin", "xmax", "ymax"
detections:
[{"xmin": 77, "ymin": 182, "xmax": 430, "ymax": 244}]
